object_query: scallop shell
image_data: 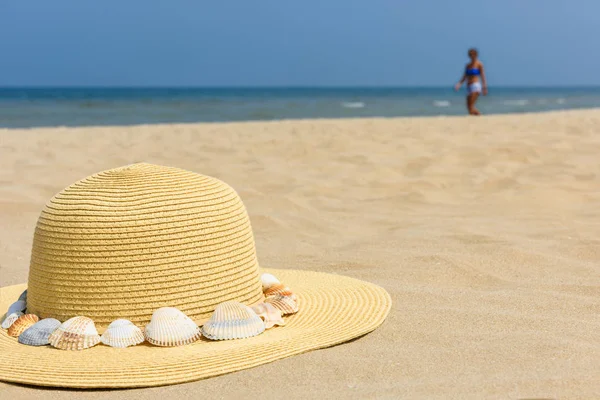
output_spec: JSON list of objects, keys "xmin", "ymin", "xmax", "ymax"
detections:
[
  {"xmin": 7, "ymin": 300, "xmax": 27, "ymax": 316},
  {"xmin": 7, "ymin": 314, "xmax": 39, "ymax": 337},
  {"xmin": 264, "ymin": 283, "xmax": 296, "ymax": 300},
  {"xmin": 2, "ymin": 312, "xmax": 24, "ymax": 329},
  {"xmin": 100, "ymin": 319, "xmax": 145, "ymax": 348},
  {"xmin": 260, "ymin": 273, "xmax": 281, "ymax": 291},
  {"xmin": 144, "ymin": 307, "xmax": 201, "ymax": 347},
  {"xmin": 48, "ymin": 316, "xmax": 101, "ymax": 350},
  {"xmin": 18, "ymin": 290, "xmax": 28, "ymax": 302},
  {"xmin": 251, "ymin": 303, "xmax": 286, "ymax": 329},
  {"xmin": 202, "ymin": 301, "xmax": 265, "ymax": 340},
  {"xmin": 265, "ymin": 295, "xmax": 299, "ymax": 315},
  {"xmin": 18, "ymin": 318, "xmax": 61, "ymax": 346}
]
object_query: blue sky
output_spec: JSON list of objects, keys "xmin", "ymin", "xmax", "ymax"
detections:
[{"xmin": 1, "ymin": 1, "xmax": 598, "ymax": 87}]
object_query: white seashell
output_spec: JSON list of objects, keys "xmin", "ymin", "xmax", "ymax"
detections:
[
  {"xmin": 100, "ymin": 319, "xmax": 145, "ymax": 348},
  {"xmin": 144, "ymin": 307, "xmax": 201, "ymax": 347},
  {"xmin": 7, "ymin": 300, "xmax": 27, "ymax": 316},
  {"xmin": 18, "ymin": 290, "xmax": 28, "ymax": 302},
  {"xmin": 265, "ymin": 295, "xmax": 299, "ymax": 315},
  {"xmin": 18, "ymin": 318, "xmax": 61, "ymax": 346},
  {"xmin": 8, "ymin": 314, "xmax": 39, "ymax": 337},
  {"xmin": 2, "ymin": 312, "xmax": 24, "ymax": 329},
  {"xmin": 202, "ymin": 301, "xmax": 265, "ymax": 340},
  {"xmin": 260, "ymin": 273, "xmax": 281, "ymax": 291},
  {"xmin": 251, "ymin": 303, "xmax": 286, "ymax": 329},
  {"xmin": 48, "ymin": 316, "xmax": 101, "ymax": 350}
]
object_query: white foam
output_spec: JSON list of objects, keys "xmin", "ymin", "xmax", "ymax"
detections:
[
  {"xmin": 503, "ymin": 99, "xmax": 530, "ymax": 106},
  {"xmin": 556, "ymin": 98, "xmax": 566, "ymax": 104},
  {"xmin": 433, "ymin": 100, "xmax": 450, "ymax": 107},
  {"xmin": 342, "ymin": 102, "xmax": 365, "ymax": 109}
]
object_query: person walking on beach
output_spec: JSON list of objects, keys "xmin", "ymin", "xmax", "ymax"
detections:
[{"xmin": 454, "ymin": 48, "xmax": 488, "ymax": 115}]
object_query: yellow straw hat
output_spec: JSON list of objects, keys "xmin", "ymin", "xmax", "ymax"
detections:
[{"xmin": 0, "ymin": 163, "xmax": 391, "ymax": 388}]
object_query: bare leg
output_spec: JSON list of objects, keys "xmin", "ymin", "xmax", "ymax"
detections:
[{"xmin": 467, "ymin": 93, "xmax": 481, "ymax": 115}]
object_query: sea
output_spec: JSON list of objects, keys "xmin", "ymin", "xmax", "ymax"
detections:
[{"xmin": 1, "ymin": 87, "xmax": 600, "ymax": 128}]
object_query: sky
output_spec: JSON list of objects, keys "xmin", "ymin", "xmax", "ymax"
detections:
[{"xmin": 0, "ymin": 1, "xmax": 599, "ymax": 87}]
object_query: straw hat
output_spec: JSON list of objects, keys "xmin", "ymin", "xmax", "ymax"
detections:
[{"xmin": 0, "ymin": 163, "xmax": 391, "ymax": 388}]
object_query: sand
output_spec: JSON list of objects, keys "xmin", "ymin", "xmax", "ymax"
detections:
[{"xmin": 0, "ymin": 109, "xmax": 599, "ymax": 399}]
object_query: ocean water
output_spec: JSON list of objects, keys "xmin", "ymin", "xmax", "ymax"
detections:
[{"xmin": 1, "ymin": 87, "xmax": 599, "ymax": 128}]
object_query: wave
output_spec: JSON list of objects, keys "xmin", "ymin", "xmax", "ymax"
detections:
[
  {"xmin": 433, "ymin": 100, "xmax": 450, "ymax": 107},
  {"xmin": 556, "ymin": 98, "xmax": 566, "ymax": 104},
  {"xmin": 341, "ymin": 102, "xmax": 365, "ymax": 109},
  {"xmin": 503, "ymin": 99, "xmax": 530, "ymax": 106}
]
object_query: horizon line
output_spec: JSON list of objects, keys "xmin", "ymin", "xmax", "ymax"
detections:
[{"xmin": 1, "ymin": 84, "xmax": 600, "ymax": 90}]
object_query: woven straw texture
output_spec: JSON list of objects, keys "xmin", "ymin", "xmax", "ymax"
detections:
[
  {"xmin": 0, "ymin": 269, "xmax": 391, "ymax": 388},
  {"xmin": 26, "ymin": 163, "xmax": 264, "ymax": 329}
]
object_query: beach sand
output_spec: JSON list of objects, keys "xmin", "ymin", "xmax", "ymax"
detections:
[{"xmin": 1, "ymin": 109, "xmax": 599, "ymax": 399}]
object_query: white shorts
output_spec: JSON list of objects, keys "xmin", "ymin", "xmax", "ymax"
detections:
[{"xmin": 467, "ymin": 82, "xmax": 482, "ymax": 94}]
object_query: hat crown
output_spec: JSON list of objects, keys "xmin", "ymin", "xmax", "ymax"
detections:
[{"xmin": 27, "ymin": 163, "xmax": 263, "ymax": 328}]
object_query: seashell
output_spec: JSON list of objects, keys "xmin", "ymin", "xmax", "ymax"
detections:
[
  {"xmin": 48, "ymin": 316, "xmax": 100, "ymax": 350},
  {"xmin": 202, "ymin": 301, "xmax": 265, "ymax": 340},
  {"xmin": 18, "ymin": 318, "xmax": 61, "ymax": 346},
  {"xmin": 7, "ymin": 300, "xmax": 27, "ymax": 316},
  {"xmin": 251, "ymin": 303, "xmax": 286, "ymax": 329},
  {"xmin": 2, "ymin": 312, "xmax": 24, "ymax": 329},
  {"xmin": 264, "ymin": 283, "xmax": 296, "ymax": 300},
  {"xmin": 260, "ymin": 273, "xmax": 280, "ymax": 291},
  {"xmin": 7, "ymin": 314, "xmax": 39, "ymax": 337},
  {"xmin": 265, "ymin": 295, "xmax": 299, "ymax": 315},
  {"xmin": 144, "ymin": 307, "xmax": 201, "ymax": 347},
  {"xmin": 100, "ymin": 319, "xmax": 144, "ymax": 348},
  {"xmin": 18, "ymin": 289, "xmax": 28, "ymax": 302}
]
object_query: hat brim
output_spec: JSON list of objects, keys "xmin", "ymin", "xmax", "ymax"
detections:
[{"xmin": 0, "ymin": 268, "xmax": 391, "ymax": 388}]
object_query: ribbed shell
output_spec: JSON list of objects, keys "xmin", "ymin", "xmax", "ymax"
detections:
[
  {"xmin": 144, "ymin": 307, "xmax": 201, "ymax": 347},
  {"xmin": 1, "ymin": 312, "xmax": 24, "ymax": 329},
  {"xmin": 264, "ymin": 284, "xmax": 295, "ymax": 300},
  {"xmin": 7, "ymin": 314, "xmax": 39, "ymax": 337},
  {"xmin": 7, "ymin": 300, "xmax": 27, "ymax": 316},
  {"xmin": 260, "ymin": 273, "xmax": 280, "ymax": 291},
  {"xmin": 18, "ymin": 318, "xmax": 61, "ymax": 346},
  {"xmin": 251, "ymin": 303, "xmax": 285, "ymax": 329},
  {"xmin": 202, "ymin": 301, "xmax": 265, "ymax": 340},
  {"xmin": 48, "ymin": 316, "xmax": 100, "ymax": 350},
  {"xmin": 265, "ymin": 295, "xmax": 299, "ymax": 315},
  {"xmin": 100, "ymin": 319, "xmax": 145, "ymax": 348}
]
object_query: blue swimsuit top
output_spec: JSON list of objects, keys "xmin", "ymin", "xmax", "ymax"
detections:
[{"xmin": 465, "ymin": 67, "xmax": 481, "ymax": 76}]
